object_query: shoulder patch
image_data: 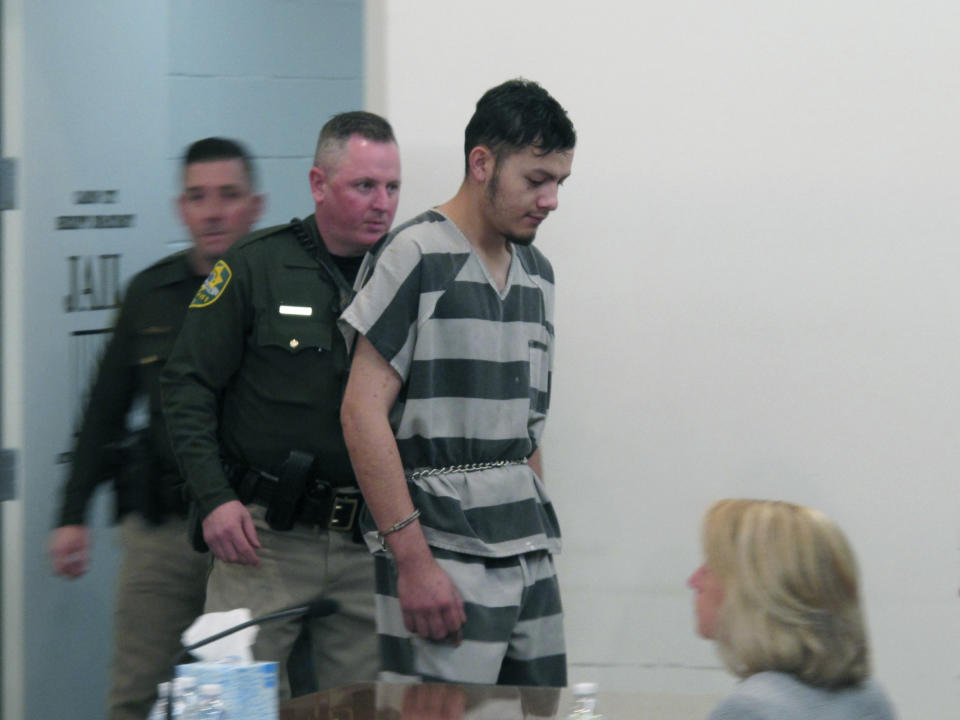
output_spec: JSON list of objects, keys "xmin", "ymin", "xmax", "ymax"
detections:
[{"xmin": 189, "ymin": 260, "xmax": 232, "ymax": 308}]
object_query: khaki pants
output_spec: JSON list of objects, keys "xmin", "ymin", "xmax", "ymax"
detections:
[
  {"xmin": 204, "ymin": 504, "xmax": 377, "ymax": 699},
  {"xmin": 109, "ymin": 514, "xmax": 210, "ymax": 720}
]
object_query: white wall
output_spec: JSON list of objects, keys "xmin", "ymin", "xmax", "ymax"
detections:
[{"xmin": 369, "ymin": 1, "xmax": 960, "ymax": 716}]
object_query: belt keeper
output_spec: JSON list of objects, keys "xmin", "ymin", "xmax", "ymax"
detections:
[{"xmin": 377, "ymin": 509, "xmax": 421, "ymax": 551}]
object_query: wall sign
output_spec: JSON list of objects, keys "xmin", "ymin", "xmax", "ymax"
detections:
[
  {"xmin": 64, "ymin": 254, "xmax": 122, "ymax": 312},
  {"xmin": 56, "ymin": 188, "xmax": 135, "ymax": 230}
]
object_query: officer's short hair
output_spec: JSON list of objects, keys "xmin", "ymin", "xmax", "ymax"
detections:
[
  {"xmin": 183, "ymin": 137, "xmax": 257, "ymax": 189},
  {"xmin": 313, "ymin": 111, "xmax": 396, "ymax": 168},
  {"xmin": 463, "ymin": 78, "xmax": 576, "ymax": 174}
]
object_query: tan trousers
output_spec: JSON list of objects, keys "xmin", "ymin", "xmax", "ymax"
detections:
[
  {"xmin": 204, "ymin": 504, "xmax": 377, "ymax": 700},
  {"xmin": 109, "ymin": 514, "xmax": 210, "ymax": 720}
]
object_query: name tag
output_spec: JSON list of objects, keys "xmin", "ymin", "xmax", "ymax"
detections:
[{"xmin": 278, "ymin": 305, "xmax": 313, "ymax": 317}]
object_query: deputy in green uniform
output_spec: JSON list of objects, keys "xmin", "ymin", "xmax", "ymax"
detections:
[
  {"xmin": 161, "ymin": 112, "xmax": 401, "ymax": 699},
  {"xmin": 49, "ymin": 137, "xmax": 264, "ymax": 720}
]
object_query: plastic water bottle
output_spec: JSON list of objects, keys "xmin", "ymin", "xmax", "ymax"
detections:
[
  {"xmin": 147, "ymin": 682, "xmax": 171, "ymax": 720},
  {"xmin": 564, "ymin": 682, "xmax": 605, "ymax": 719},
  {"xmin": 173, "ymin": 676, "xmax": 199, "ymax": 718},
  {"xmin": 189, "ymin": 683, "xmax": 227, "ymax": 720}
]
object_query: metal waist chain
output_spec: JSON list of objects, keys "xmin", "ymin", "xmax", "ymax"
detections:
[{"xmin": 407, "ymin": 458, "xmax": 527, "ymax": 481}]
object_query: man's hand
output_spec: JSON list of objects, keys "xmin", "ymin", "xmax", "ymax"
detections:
[
  {"xmin": 50, "ymin": 525, "xmax": 91, "ymax": 578},
  {"xmin": 202, "ymin": 500, "xmax": 261, "ymax": 566},
  {"xmin": 396, "ymin": 554, "xmax": 467, "ymax": 645}
]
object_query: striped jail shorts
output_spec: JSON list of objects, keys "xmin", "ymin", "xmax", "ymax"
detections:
[{"xmin": 374, "ymin": 545, "xmax": 567, "ymax": 687}]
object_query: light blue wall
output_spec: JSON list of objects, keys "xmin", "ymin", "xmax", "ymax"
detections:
[
  {"xmin": 163, "ymin": 0, "xmax": 364, "ymax": 244},
  {"xmin": 16, "ymin": 3, "xmax": 167, "ymax": 717},
  {"xmin": 3, "ymin": 2, "xmax": 363, "ymax": 718}
]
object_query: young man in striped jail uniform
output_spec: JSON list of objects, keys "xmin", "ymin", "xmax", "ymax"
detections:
[{"xmin": 340, "ymin": 79, "xmax": 576, "ymax": 686}]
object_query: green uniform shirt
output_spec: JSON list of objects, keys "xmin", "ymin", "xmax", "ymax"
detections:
[
  {"xmin": 160, "ymin": 215, "xmax": 359, "ymax": 519},
  {"xmin": 58, "ymin": 250, "xmax": 206, "ymax": 526}
]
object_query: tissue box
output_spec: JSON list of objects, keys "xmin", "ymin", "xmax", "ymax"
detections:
[{"xmin": 175, "ymin": 661, "xmax": 278, "ymax": 720}]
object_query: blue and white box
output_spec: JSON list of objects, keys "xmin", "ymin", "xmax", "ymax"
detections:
[{"xmin": 175, "ymin": 661, "xmax": 278, "ymax": 720}]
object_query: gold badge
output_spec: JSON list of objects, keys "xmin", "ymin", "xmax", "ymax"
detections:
[{"xmin": 189, "ymin": 260, "xmax": 232, "ymax": 308}]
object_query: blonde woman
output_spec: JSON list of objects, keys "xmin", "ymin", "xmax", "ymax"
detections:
[{"xmin": 688, "ymin": 499, "xmax": 896, "ymax": 719}]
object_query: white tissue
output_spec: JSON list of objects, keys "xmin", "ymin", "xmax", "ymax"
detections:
[{"xmin": 181, "ymin": 608, "xmax": 258, "ymax": 663}]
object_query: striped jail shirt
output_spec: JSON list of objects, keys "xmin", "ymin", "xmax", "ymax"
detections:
[{"xmin": 340, "ymin": 210, "xmax": 562, "ymax": 558}]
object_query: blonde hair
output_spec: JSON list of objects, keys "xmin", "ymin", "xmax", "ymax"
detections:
[{"xmin": 702, "ymin": 499, "xmax": 870, "ymax": 688}]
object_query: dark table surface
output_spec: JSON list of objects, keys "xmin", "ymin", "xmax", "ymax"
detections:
[{"xmin": 279, "ymin": 681, "xmax": 721, "ymax": 719}]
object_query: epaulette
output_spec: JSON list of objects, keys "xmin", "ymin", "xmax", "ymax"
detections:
[
  {"xmin": 232, "ymin": 219, "xmax": 299, "ymax": 250},
  {"xmin": 132, "ymin": 248, "xmax": 192, "ymax": 289}
]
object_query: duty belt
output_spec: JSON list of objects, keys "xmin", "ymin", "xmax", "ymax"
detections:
[{"xmin": 239, "ymin": 467, "xmax": 361, "ymax": 532}]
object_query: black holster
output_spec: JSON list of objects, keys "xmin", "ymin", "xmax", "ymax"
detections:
[
  {"xmin": 264, "ymin": 451, "xmax": 316, "ymax": 531},
  {"xmin": 112, "ymin": 431, "xmax": 172, "ymax": 524}
]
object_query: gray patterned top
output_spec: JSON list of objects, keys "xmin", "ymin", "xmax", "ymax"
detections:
[{"xmin": 708, "ymin": 671, "xmax": 897, "ymax": 720}]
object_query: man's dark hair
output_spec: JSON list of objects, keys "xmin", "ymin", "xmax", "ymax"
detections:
[
  {"xmin": 314, "ymin": 111, "xmax": 396, "ymax": 167},
  {"xmin": 463, "ymin": 79, "xmax": 576, "ymax": 173},
  {"xmin": 183, "ymin": 137, "xmax": 256, "ymax": 188}
]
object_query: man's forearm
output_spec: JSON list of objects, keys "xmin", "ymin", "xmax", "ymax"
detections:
[
  {"xmin": 341, "ymin": 400, "xmax": 428, "ymax": 560},
  {"xmin": 341, "ymin": 336, "xmax": 466, "ymax": 639},
  {"xmin": 160, "ymin": 372, "xmax": 234, "ymax": 517},
  {"xmin": 341, "ymin": 335, "xmax": 432, "ymax": 562}
]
